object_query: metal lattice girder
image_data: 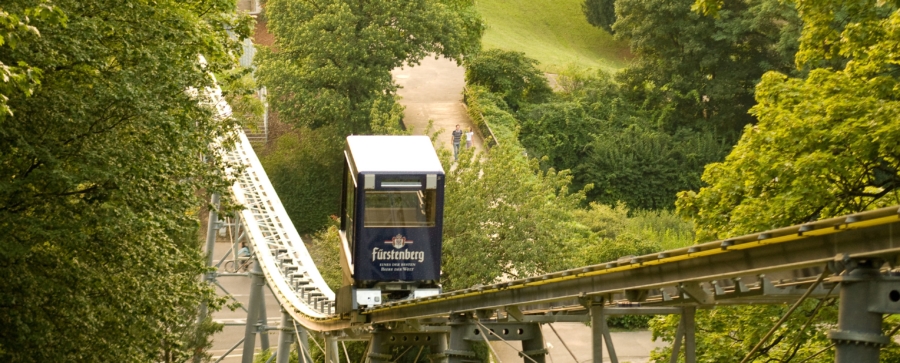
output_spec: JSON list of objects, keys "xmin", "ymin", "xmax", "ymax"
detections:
[{"xmin": 460, "ymin": 322, "xmax": 542, "ymax": 342}]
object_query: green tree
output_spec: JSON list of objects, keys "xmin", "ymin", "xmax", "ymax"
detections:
[
  {"xmin": 517, "ymin": 68, "xmax": 623, "ymax": 191},
  {"xmin": 441, "ymin": 142, "xmax": 592, "ymax": 290},
  {"xmin": 518, "ymin": 100, "xmax": 604, "ymax": 175},
  {"xmin": 614, "ymin": 0, "xmax": 801, "ymax": 137},
  {"xmin": 677, "ymin": 0, "xmax": 900, "ymax": 241},
  {"xmin": 0, "ymin": 0, "xmax": 249, "ymax": 361},
  {"xmin": 255, "ymin": 0, "xmax": 483, "ymax": 135},
  {"xmin": 463, "ymin": 84, "xmax": 520, "ymax": 144},
  {"xmin": 582, "ymin": 125, "xmax": 730, "ymax": 210},
  {"xmin": 0, "ymin": 5, "xmax": 66, "ymax": 119},
  {"xmin": 517, "ymin": 68, "xmax": 730, "ymax": 210},
  {"xmin": 583, "ymin": 0, "xmax": 617, "ymax": 33},
  {"xmin": 219, "ymin": 68, "xmax": 265, "ymax": 132},
  {"xmin": 464, "ymin": 49, "xmax": 553, "ymax": 111},
  {"xmin": 660, "ymin": 1, "xmax": 900, "ymax": 361}
]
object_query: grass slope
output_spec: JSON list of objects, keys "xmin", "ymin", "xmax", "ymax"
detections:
[{"xmin": 476, "ymin": 0, "xmax": 631, "ymax": 73}]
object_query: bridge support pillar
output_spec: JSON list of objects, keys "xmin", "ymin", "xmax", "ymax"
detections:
[
  {"xmin": 259, "ymin": 294, "xmax": 270, "ymax": 351},
  {"xmin": 520, "ymin": 324, "xmax": 546, "ymax": 363},
  {"xmin": 241, "ymin": 257, "xmax": 265, "ymax": 363},
  {"xmin": 447, "ymin": 313, "xmax": 476, "ymax": 363},
  {"xmin": 368, "ymin": 326, "xmax": 392, "ymax": 363},
  {"xmin": 829, "ymin": 258, "xmax": 900, "ymax": 363},
  {"xmin": 275, "ymin": 309, "xmax": 294, "ymax": 363},
  {"xmin": 666, "ymin": 306, "xmax": 695, "ymax": 363},
  {"xmin": 324, "ymin": 335, "xmax": 340, "ymax": 363},
  {"xmin": 683, "ymin": 306, "xmax": 696, "ymax": 363},
  {"xmin": 431, "ymin": 330, "xmax": 449, "ymax": 363},
  {"xmin": 196, "ymin": 193, "xmax": 220, "ymax": 363},
  {"xmin": 590, "ymin": 303, "xmax": 618, "ymax": 363}
]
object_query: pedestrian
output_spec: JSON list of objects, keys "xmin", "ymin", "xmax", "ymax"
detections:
[
  {"xmin": 451, "ymin": 124, "xmax": 462, "ymax": 160},
  {"xmin": 465, "ymin": 127, "xmax": 474, "ymax": 149}
]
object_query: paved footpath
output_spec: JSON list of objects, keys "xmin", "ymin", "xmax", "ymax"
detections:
[
  {"xmin": 390, "ymin": 57, "xmax": 668, "ymax": 363},
  {"xmin": 493, "ymin": 324, "xmax": 667, "ymax": 363},
  {"xmin": 391, "ymin": 57, "xmax": 484, "ymax": 155}
]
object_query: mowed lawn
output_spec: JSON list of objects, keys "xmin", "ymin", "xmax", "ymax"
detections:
[{"xmin": 476, "ymin": 0, "xmax": 631, "ymax": 73}]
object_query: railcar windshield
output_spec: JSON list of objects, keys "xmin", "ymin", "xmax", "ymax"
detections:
[{"xmin": 364, "ymin": 189, "xmax": 436, "ymax": 227}]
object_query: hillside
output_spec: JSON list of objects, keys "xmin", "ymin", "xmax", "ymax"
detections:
[{"xmin": 476, "ymin": 0, "xmax": 631, "ymax": 73}]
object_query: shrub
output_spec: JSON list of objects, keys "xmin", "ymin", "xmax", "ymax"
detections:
[
  {"xmin": 465, "ymin": 49, "xmax": 552, "ymax": 111},
  {"xmin": 257, "ymin": 128, "xmax": 343, "ymax": 234},
  {"xmin": 581, "ymin": 126, "xmax": 730, "ymax": 210},
  {"xmin": 463, "ymin": 85, "xmax": 518, "ymax": 146},
  {"xmin": 571, "ymin": 202, "xmax": 694, "ymax": 267}
]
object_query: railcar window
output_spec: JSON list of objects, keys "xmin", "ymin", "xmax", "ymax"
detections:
[
  {"xmin": 364, "ymin": 190, "xmax": 436, "ymax": 227},
  {"xmin": 343, "ymin": 168, "xmax": 356, "ymax": 250}
]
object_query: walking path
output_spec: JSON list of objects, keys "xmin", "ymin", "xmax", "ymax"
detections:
[
  {"xmin": 493, "ymin": 324, "xmax": 667, "ymax": 363},
  {"xmin": 391, "ymin": 57, "xmax": 484, "ymax": 155}
]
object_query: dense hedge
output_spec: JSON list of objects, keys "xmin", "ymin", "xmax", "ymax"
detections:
[{"xmin": 463, "ymin": 85, "xmax": 518, "ymax": 146}]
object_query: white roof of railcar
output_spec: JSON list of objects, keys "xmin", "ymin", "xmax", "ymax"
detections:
[{"xmin": 346, "ymin": 135, "xmax": 445, "ymax": 174}]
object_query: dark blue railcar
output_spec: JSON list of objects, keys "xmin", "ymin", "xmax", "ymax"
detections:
[{"xmin": 337, "ymin": 135, "xmax": 444, "ymax": 311}]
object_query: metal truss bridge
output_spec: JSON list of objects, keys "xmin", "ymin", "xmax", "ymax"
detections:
[{"xmin": 200, "ymin": 92, "xmax": 900, "ymax": 363}]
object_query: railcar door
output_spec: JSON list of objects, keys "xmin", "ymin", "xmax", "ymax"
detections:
[{"xmin": 353, "ymin": 173, "xmax": 443, "ymax": 286}]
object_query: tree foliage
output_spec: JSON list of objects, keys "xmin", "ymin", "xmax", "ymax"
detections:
[
  {"xmin": 259, "ymin": 127, "xmax": 345, "ymax": 235},
  {"xmin": 465, "ymin": 49, "xmax": 553, "ymax": 111},
  {"xmin": 0, "ymin": 5, "xmax": 65, "ymax": 119},
  {"xmin": 614, "ymin": 0, "xmax": 801, "ymax": 137},
  {"xmin": 0, "ymin": 0, "xmax": 249, "ymax": 361},
  {"xmin": 516, "ymin": 68, "xmax": 618, "ymax": 188},
  {"xmin": 677, "ymin": 0, "xmax": 900, "ymax": 241},
  {"xmin": 219, "ymin": 68, "xmax": 265, "ymax": 132},
  {"xmin": 516, "ymin": 68, "xmax": 731, "ymax": 210},
  {"xmin": 256, "ymin": 0, "xmax": 483, "ymax": 135},
  {"xmin": 463, "ymin": 84, "xmax": 519, "ymax": 144},
  {"xmin": 481, "ymin": 0, "xmax": 802, "ymax": 211},
  {"xmin": 583, "ymin": 0, "xmax": 617, "ymax": 33},
  {"xmin": 307, "ymin": 224, "xmax": 343, "ymax": 292},
  {"xmin": 441, "ymin": 142, "xmax": 591, "ymax": 290},
  {"xmin": 659, "ymin": 0, "xmax": 900, "ymax": 361},
  {"xmin": 583, "ymin": 124, "xmax": 730, "ymax": 210},
  {"xmin": 571, "ymin": 202, "xmax": 693, "ymax": 268}
]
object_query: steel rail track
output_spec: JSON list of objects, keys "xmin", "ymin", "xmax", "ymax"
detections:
[
  {"xmin": 362, "ymin": 207, "xmax": 900, "ymax": 323},
  {"xmin": 224, "ymin": 131, "xmax": 348, "ymax": 331}
]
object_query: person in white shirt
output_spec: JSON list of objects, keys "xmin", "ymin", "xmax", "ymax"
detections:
[{"xmin": 465, "ymin": 127, "xmax": 474, "ymax": 148}]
